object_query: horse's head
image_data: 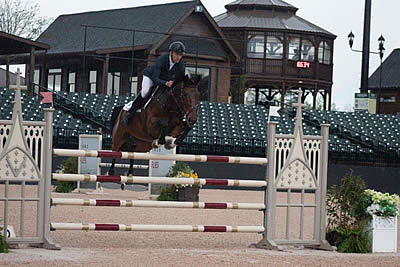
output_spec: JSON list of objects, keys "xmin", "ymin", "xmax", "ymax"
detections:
[{"xmin": 173, "ymin": 74, "xmax": 201, "ymax": 127}]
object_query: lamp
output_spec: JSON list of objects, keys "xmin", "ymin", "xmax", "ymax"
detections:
[{"xmin": 348, "ymin": 31, "xmax": 355, "ymax": 49}]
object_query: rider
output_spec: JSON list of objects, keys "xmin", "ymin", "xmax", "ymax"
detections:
[{"xmin": 123, "ymin": 41, "xmax": 186, "ymax": 125}]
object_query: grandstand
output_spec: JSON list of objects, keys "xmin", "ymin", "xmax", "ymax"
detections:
[{"xmin": 1, "ymin": 87, "xmax": 399, "ymax": 167}]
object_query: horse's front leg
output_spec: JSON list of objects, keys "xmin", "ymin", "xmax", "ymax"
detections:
[
  {"xmin": 174, "ymin": 125, "xmax": 192, "ymax": 145},
  {"xmin": 157, "ymin": 118, "xmax": 169, "ymax": 145}
]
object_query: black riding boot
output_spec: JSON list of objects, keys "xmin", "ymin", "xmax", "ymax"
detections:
[{"xmin": 122, "ymin": 95, "xmax": 144, "ymax": 125}]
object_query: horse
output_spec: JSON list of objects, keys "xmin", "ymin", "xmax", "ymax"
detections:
[{"xmin": 108, "ymin": 75, "xmax": 201, "ymax": 180}]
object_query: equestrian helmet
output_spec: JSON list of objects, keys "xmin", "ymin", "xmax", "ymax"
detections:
[{"xmin": 169, "ymin": 41, "xmax": 186, "ymax": 54}]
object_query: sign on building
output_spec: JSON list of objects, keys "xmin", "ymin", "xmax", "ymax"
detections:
[{"xmin": 354, "ymin": 93, "xmax": 376, "ymax": 114}]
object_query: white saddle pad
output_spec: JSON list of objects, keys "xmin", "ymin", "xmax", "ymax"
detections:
[{"xmin": 123, "ymin": 101, "xmax": 133, "ymax": 111}]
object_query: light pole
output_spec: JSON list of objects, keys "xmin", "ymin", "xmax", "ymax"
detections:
[
  {"xmin": 347, "ymin": 32, "xmax": 385, "ymax": 113},
  {"xmin": 378, "ymin": 35, "xmax": 385, "ymax": 113}
]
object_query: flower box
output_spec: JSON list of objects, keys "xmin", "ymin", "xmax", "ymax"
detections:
[
  {"xmin": 367, "ymin": 215, "xmax": 398, "ymax": 253},
  {"xmin": 177, "ymin": 186, "xmax": 199, "ymax": 202}
]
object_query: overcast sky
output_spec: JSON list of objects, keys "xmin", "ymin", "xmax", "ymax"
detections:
[{"xmin": 6, "ymin": 0, "xmax": 400, "ymax": 110}]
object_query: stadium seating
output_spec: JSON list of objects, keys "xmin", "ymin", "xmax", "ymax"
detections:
[{"xmin": 0, "ymin": 88, "xmax": 399, "ymax": 161}]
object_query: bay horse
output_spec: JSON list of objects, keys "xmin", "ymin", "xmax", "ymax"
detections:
[{"xmin": 108, "ymin": 75, "xmax": 201, "ymax": 179}]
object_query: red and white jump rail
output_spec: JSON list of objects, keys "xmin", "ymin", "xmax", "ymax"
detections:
[
  {"xmin": 99, "ymin": 163, "xmax": 149, "ymax": 169},
  {"xmin": 53, "ymin": 149, "xmax": 268, "ymax": 165},
  {"xmin": 50, "ymin": 223, "xmax": 264, "ymax": 233},
  {"xmin": 52, "ymin": 174, "xmax": 267, "ymax": 188},
  {"xmin": 51, "ymin": 198, "xmax": 265, "ymax": 210}
]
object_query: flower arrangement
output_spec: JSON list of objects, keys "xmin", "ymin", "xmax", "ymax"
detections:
[
  {"xmin": 158, "ymin": 162, "xmax": 200, "ymax": 201},
  {"xmin": 365, "ymin": 189, "xmax": 399, "ymax": 217},
  {"xmin": 167, "ymin": 162, "xmax": 200, "ymax": 189},
  {"xmin": 174, "ymin": 171, "xmax": 199, "ymax": 189}
]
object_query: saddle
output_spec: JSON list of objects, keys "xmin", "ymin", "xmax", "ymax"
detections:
[{"xmin": 142, "ymin": 85, "xmax": 170, "ymax": 110}]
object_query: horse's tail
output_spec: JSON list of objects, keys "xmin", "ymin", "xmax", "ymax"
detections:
[{"xmin": 110, "ymin": 105, "xmax": 123, "ymax": 130}]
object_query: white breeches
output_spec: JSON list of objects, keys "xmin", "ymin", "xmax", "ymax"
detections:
[{"xmin": 141, "ymin": 75, "xmax": 154, "ymax": 98}]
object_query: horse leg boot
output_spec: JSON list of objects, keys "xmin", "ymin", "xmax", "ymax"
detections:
[{"xmin": 122, "ymin": 95, "xmax": 145, "ymax": 125}]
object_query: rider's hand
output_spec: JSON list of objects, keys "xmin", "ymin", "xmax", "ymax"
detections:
[{"xmin": 165, "ymin": 81, "xmax": 174, "ymax": 88}]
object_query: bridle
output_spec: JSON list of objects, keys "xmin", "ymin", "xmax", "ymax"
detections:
[{"xmin": 169, "ymin": 84, "xmax": 198, "ymax": 127}]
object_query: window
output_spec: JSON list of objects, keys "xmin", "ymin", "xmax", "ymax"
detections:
[
  {"xmin": 266, "ymin": 36, "xmax": 283, "ymax": 59},
  {"xmin": 248, "ymin": 34, "xmax": 283, "ymax": 59},
  {"xmin": 89, "ymin": 70, "xmax": 97, "ymax": 94},
  {"xmin": 247, "ymin": 34, "xmax": 264, "ymax": 58},
  {"xmin": 130, "ymin": 76, "xmax": 138, "ymax": 96},
  {"xmin": 107, "ymin": 72, "xmax": 120, "ymax": 95},
  {"xmin": 301, "ymin": 40, "xmax": 315, "ymax": 61},
  {"xmin": 185, "ymin": 67, "xmax": 210, "ymax": 101},
  {"xmin": 48, "ymin": 68, "xmax": 61, "ymax": 91},
  {"xmin": 287, "ymin": 37, "xmax": 300, "ymax": 60},
  {"xmin": 381, "ymin": 96, "xmax": 396, "ymax": 103},
  {"xmin": 318, "ymin": 41, "xmax": 331, "ymax": 64},
  {"xmin": 68, "ymin": 72, "xmax": 76, "ymax": 93},
  {"xmin": 33, "ymin": 69, "xmax": 40, "ymax": 95}
]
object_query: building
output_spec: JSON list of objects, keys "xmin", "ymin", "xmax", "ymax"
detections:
[
  {"xmin": 0, "ymin": 68, "xmax": 25, "ymax": 87},
  {"xmin": 215, "ymin": 0, "xmax": 336, "ymax": 109},
  {"xmin": 22, "ymin": 1, "xmax": 239, "ymax": 102},
  {"xmin": 0, "ymin": 30, "xmax": 48, "ymax": 90},
  {"xmin": 368, "ymin": 48, "xmax": 400, "ymax": 114}
]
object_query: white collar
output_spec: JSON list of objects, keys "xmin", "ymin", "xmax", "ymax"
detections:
[{"xmin": 169, "ymin": 54, "xmax": 175, "ymax": 70}]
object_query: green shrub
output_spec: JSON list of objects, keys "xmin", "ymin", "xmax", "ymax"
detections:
[
  {"xmin": 55, "ymin": 181, "xmax": 75, "ymax": 193},
  {"xmin": 0, "ymin": 223, "xmax": 9, "ymax": 253},
  {"xmin": 335, "ymin": 222, "xmax": 370, "ymax": 253},
  {"xmin": 54, "ymin": 157, "xmax": 78, "ymax": 193},
  {"xmin": 62, "ymin": 157, "xmax": 78, "ymax": 174},
  {"xmin": 326, "ymin": 171, "xmax": 371, "ymax": 253},
  {"xmin": 157, "ymin": 186, "xmax": 177, "ymax": 201},
  {"xmin": 0, "ymin": 234, "xmax": 9, "ymax": 253}
]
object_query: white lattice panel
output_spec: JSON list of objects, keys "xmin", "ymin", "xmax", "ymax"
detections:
[{"xmin": 0, "ymin": 123, "xmax": 44, "ymax": 171}]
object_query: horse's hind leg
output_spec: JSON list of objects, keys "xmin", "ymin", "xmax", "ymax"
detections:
[
  {"xmin": 127, "ymin": 159, "xmax": 134, "ymax": 176},
  {"xmin": 108, "ymin": 158, "xmax": 116, "ymax": 176},
  {"xmin": 110, "ymin": 122, "xmax": 128, "ymax": 176}
]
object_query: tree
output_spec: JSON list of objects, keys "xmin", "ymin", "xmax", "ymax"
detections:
[
  {"xmin": 305, "ymin": 96, "xmax": 337, "ymax": 111},
  {"xmin": 0, "ymin": 0, "xmax": 50, "ymax": 40}
]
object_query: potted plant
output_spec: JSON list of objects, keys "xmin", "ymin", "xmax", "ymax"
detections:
[
  {"xmin": 174, "ymin": 169, "xmax": 200, "ymax": 202},
  {"xmin": 365, "ymin": 189, "xmax": 399, "ymax": 253},
  {"xmin": 157, "ymin": 162, "xmax": 200, "ymax": 202}
]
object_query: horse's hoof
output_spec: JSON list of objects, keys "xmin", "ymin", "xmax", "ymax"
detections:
[
  {"xmin": 164, "ymin": 137, "xmax": 177, "ymax": 150},
  {"xmin": 121, "ymin": 183, "xmax": 125, "ymax": 190},
  {"xmin": 108, "ymin": 170, "xmax": 115, "ymax": 176}
]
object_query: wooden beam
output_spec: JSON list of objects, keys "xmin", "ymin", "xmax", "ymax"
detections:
[
  {"xmin": 6, "ymin": 57, "xmax": 10, "ymax": 89},
  {"xmin": 184, "ymin": 53, "xmax": 225, "ymax": 61},
  {"xmin": 96, "ymin": 45, "xmax": 149, "ymax": 55},
  {"xmin": 102, "ymin": 54, "xmax": 110, "ymax": 95},
  {"xmin": 29, "ymin": 47, "xmax": 35, "ymax": 95}
]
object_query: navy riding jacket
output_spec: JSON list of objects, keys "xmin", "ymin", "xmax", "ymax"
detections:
[{"xmin": 143, "ymin": 54, "xmax": 185, "ymax": 87}]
